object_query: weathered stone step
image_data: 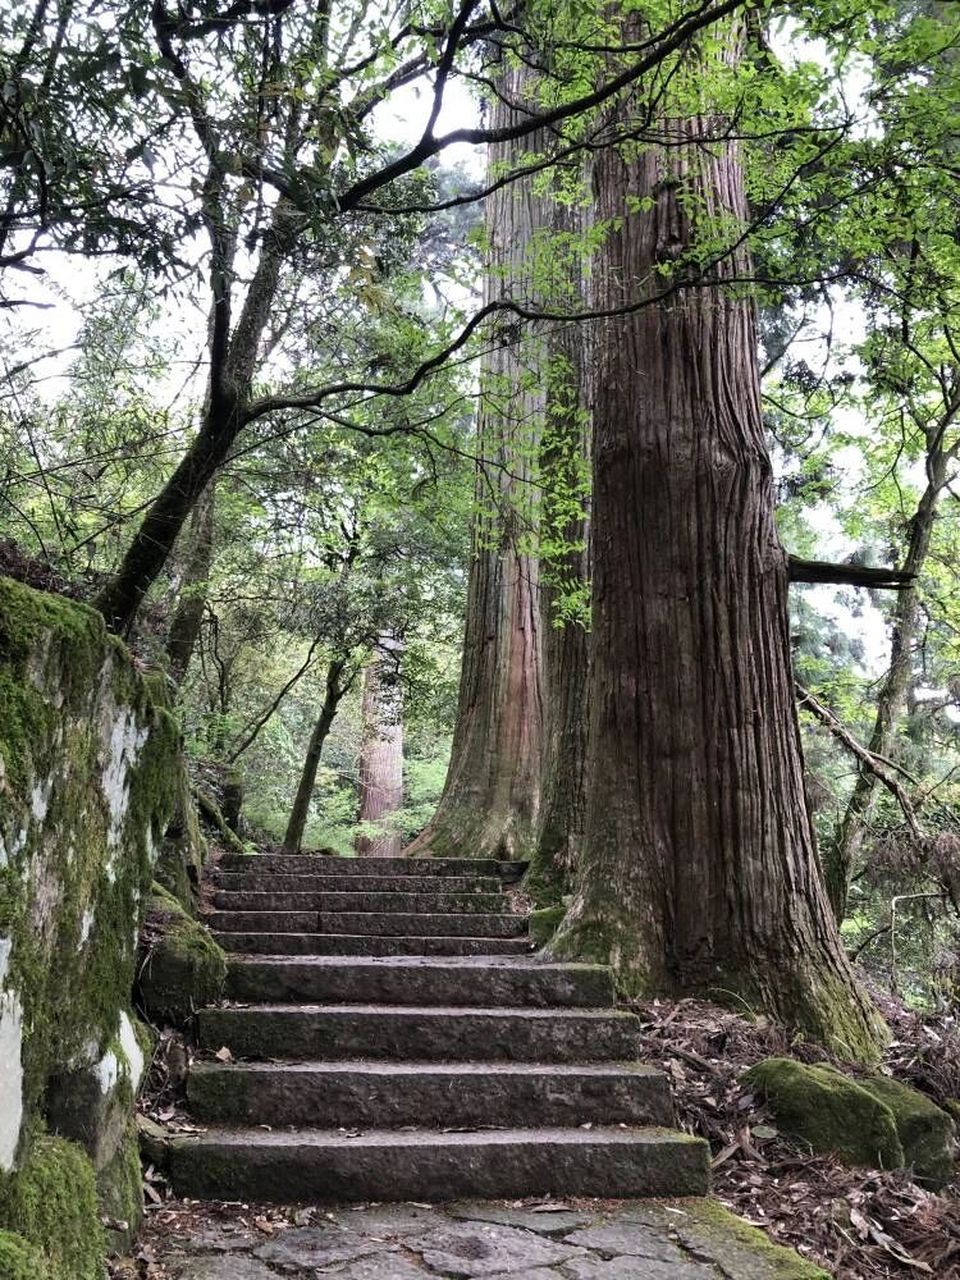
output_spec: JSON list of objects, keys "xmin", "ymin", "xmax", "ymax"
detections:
[
  {"xmin": 187, "ymin": 1060, "xmax": 673, "ymax": 1129},
  {"xmin": 207, "ymin": 911, "xmax": 528, "ymax": 938},
  {"xmin": 156, "ymin": 1125, "xmax": 710, "ymax": 1203},
  {"xmin": 207, "ymin": 910, "xmax": 317, "ymax": 933},
  {"xmin": 197, "ymin": 1004, "xmax": 639, "ymax": 1062},
  {"xmin": 211, "ymin": 890, "xmax": 507, "ymax": 914},
  {"xmin": 216, "ymin": 855, "xmax": 528, "ymax": 881},
  {"xmin": 212, "ymin": 872, "xmax": 502, "ymax": 895},
  {"xmin": 212, "ymin": 932, "xmax": 534, "ymax": 957},
  {"xmin": 225, "ymin": 956, "xmax": 613, "ymax": 1007}
]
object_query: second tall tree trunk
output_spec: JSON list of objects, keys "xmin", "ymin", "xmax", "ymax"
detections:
[{"xmin": 551, "ymin": 25, "xmax": 885, "ymax": 1060}]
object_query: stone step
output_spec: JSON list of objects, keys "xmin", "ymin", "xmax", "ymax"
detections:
[
  {"xmin": 211, "ymin": 890, "xmax": 507, "ymax": 914},
  {"xmin": 156, "ymin": 1125, "xmax": 710, "ymax": 1203},
  {"xmin": 225, "ymin": 956, "xmax": 614, "ymax": 1007},
  {"xmin": 212, "ymin": 872, "xmax": 503, "ymax": 895},
  {"xmin": 197, "ymin": 1004, "xmax": 640, "ymax": 1062},
  {"xmin": 207, "ymin": 911, "xmax": 528, "ymax": 938},
  {"xmin": 216, "ymin": 855, "xmax": 528, "ymax": 881},
  {"xmin": 187, "ymin": 1060, "xmax": 674, "ymax": 1129},
  {"xmin": 212, "ymin": 932, "xmax": 535, "ymax": 957}
]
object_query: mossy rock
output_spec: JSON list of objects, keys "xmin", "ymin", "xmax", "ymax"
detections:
[
  {"xmin": 96, "ymin": 1119, "xmax": 143, "ymax": 1254},
  {"xmin": 856, "ymin": 1075, "xmax": 956, "ymax": 1189},
  {"xmin": 530, "ymin": 905, "xmax": 566, "ymax": 948},
  {"xmin": 744, "ymin": 1058, "xmax": 904, "ymax": 1171},
  {"xmin": 0, "ymin": 1135, "xmax": 105, "ymax": 1280},
  {"xmin": 0, "ymin": 1229, "xmax": 51, "ymax": 1280},
  {"xmin": 136, "ymin": 884, "xmax": 227, "ymax": 1026}
]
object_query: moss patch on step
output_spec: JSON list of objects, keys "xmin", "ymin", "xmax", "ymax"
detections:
[
  {"xmin": 672, "ymin": 1198, "xmax": 831, "ymax": 1278},
  {"xmin": 530, "ymin": 905, "xmax": 565, "ymax": 948}
]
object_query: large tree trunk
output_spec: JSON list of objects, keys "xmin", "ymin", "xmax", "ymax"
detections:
[
  {"xmin": 528, "ymin": 201, "xmax": 590, "ymax": 906},
  {"xmin": 356, "ymin": 636, "xmax": 404, "ymax": 858},
  {"xmin": 405, "ymin": 67, "xmax": 546, "ymax": 860},
  {"xmin": 165, "ymin": 477, "xmax": 217, "ymax": 685},
  {"xmin": 551, "ymin": 27, "xmax": 886, "ymax": 1060},
  {"xmin": 827, "ymin": 439, "xmax": 953, "ymax": 919},
  {"xmin": 282, "ymin": 656, "xmax": 348, "ymax": 854}
]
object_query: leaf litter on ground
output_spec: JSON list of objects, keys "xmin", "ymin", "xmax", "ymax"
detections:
[{"xmin": 630, "ymin": 993, "xmax": 960, "ymax": 1279}]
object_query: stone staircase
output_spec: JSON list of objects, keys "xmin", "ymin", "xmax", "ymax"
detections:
[{"xmin": 156, "ymin": 854, "xmax": 710, "ymax": 1203}]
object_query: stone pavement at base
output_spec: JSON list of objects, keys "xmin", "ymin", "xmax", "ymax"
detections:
[{"xmin": 146, "ymin": 1197, "xmax": 828, "ymax": 1280}]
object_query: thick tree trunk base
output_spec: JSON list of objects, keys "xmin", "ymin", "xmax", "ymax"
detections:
[{"xmin": 548, "ymin": 912, "xmax": 887, "ymax": 1063}]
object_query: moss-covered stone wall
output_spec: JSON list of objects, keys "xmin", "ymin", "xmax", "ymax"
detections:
[{"xmin": 0, "ymin": 575, "xmax": 181, "ymax": 1264}]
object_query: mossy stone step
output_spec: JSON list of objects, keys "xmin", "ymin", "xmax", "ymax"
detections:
[
  {"xmin": 207, "ymin": 910, "xmax": 528, "ymax": 938},
  {"xmin": 216, "ymin": 855, "xmax": 528, "ymax": 880},
  {"xmin": 212, "ymin": 873, "xmax": 503, "ymax": 895},
  {"xmin": 196, "ymin": 1004, "xmax": 640, "ymax": 1063},
  {"xmin": 224, "ymin": 955, "xmax": 614, "ymax": 1008},
  {"xmin": 212, "ymin": 931, "xmax": 534, "ymax": 956},
  {"xmin": 187, "ymin": 1059, "xmax": 674, "ymax": 1129},
  {"xmin": 154, "ymin": 1125, "xmax": 709, "ymax": 1204},
  {"xmin": 211, "ymin": 890, "xmax": 508, "ymax": 914}
]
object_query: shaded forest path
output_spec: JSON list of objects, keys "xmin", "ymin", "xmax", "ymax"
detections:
[{"xmin": 147, "ymin": 854, "xmax": 709, "ymax": 1202}]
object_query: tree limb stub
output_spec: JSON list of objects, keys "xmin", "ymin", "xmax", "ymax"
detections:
[{"xmin": 788, "ymin": 556, "xmax": 916, "ymax": 590}]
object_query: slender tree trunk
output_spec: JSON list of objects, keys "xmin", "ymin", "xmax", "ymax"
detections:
[
  {"xmin": 166, "ymin": 477, "xmax": 217, "ymax": 684},
  {"xmin": 406, "ymin": 67, "xmax": 546, "ymax": 860},
  {"xmin": 282, "ymin": 656, "xmax": 348, "ymax": 854},
  {"xmin": 827, "ymin": 438, "xmax": 954, "ymax": 918},
  {"xmin": 356, "ymin": 636, "xmax": 404, "ymax": 858},
  {"xmin": 551, "ymin": 23, "xmax": 885, "ymax": 1060},
  {"xmin": 528, "ymin": 200, "xmax": 591, "ymax": 906},
  {"xmin": 95, "ymin": 204, "xmax": 297, "ymax": 636}
]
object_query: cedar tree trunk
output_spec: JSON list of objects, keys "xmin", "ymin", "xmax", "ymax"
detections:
[
  {"xmin": 528, "ymin": 201, "xmax": 590, "ymax": 905},
  {"xmin": 551, "ymin": 37, "xmax": 886, "ymax": 1059},
  {"xmin": 406, "ymin": 67, "xmax": 546, "ymax": 860},
  {"xmin": 356, "ymin": 636, "xmax": 404, "ymax": 858}
]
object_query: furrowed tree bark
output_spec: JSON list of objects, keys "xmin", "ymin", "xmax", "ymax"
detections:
[
  {"xmin": 406, "ymin": 65, "xmax": 546, "ymax": 860},
  {"xmin": 165, "ymin": 477, "xmax": 217, "ymax": 684},
  {"xmin": 827, "ymin": 428, "xmax": 957, "ymax": 919},
  {"xmin": 282, "ymin": 655, "xmax": 349, "ymax": 855},
  {"xmin": 528, "ymin": 201, "xmax": 590, "ymax": 906},
  {"xmin": 551, "ymin": 20, "xmax": 886, "ymax": 1060},
  {"xmin": 356, "ymin": 635, "xmax": 404, "ymax": 858}
]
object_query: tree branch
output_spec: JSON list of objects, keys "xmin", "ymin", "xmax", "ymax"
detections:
[
  {"xmin": 788, "ymin": 555, "xmax": 916, "ymax": 589},
  {"xmin": 795, "ymin": 682, "xmax": 923, "ymax": 843}
]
